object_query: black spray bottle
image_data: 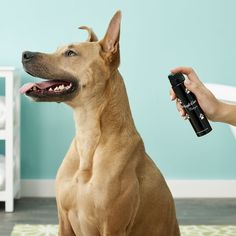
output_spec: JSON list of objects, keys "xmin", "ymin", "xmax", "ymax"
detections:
[{"xmin": 168, "ymin": 72, "xmax": 212, "ymax": 137}]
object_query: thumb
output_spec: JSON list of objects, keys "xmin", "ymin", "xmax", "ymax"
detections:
[{"xmin": 184, "ymin": 79, "xmax": 203, "ymax": 97}]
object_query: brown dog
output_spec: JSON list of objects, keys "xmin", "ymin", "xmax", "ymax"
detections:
[{"xmin": 21, "ymin": 11, "xmax": 180, "ymax": 236}]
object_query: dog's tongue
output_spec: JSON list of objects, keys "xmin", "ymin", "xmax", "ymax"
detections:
[
  {"xmin": 20, "ymin": 81, "xmax": 63, "ymax": 94},
  {"xmin": 20, "ymin": 83, "xmax": 37, "ymax": 94}
]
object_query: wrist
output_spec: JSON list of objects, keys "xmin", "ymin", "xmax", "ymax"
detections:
[{"xmin": 216, "ymin": 102, "xmax": 236, "ymax": 126}]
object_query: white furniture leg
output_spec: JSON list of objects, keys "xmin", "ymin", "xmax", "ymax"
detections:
[
  {"xmin": 5, "ymin": 198, "xmax": 14, "ymax": 212},
  {"xmin": 0, "ymin": 67, "xmax": 21, "ymax": 212}
]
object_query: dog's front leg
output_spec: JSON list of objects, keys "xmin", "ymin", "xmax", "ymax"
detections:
[{"xmin": 58, "ymin": 209, "xmax": 76, "ymax": 236}]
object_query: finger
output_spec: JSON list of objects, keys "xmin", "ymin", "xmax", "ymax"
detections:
[
  {"xmin": 184, "ymin": 78, "xmax": 204, "ymax": 96},
  {"xmin": 176, "ymin": 100, "xmax": 186, "ymax": 116},
  {"xmin": 169, "ymin": 88, "xmax": 176, "ymax": 100},
  {"xmin": 170, "ymin": 66, "xmax": 195, "ymax": 77},
  {"xmin": 183, "ymin": 114, "xmax": 190, "ymax": 120},
  {"xmin": 170, "ymin": 67, "xmax": 201, "ymax": 84}
]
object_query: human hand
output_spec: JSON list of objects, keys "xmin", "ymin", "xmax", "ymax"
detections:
[{"xmin": 169, "ymin": 67, "xmax": 222, "ymax": 122}]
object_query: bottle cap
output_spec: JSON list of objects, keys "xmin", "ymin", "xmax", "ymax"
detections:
[{"xmin": 168, "ymin": 73, "xmax": 185, "ymax": 87}]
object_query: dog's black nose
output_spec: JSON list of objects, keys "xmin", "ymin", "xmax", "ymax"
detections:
[{"xmin": 22, "ymin": 51, "xmax": 36, "ymax": 62}]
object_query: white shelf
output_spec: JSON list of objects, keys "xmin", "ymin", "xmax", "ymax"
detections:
[
  {"xmin": 0, "ymin": 67, "xmax": 21, "ymax": 212},
  {"xmin": 0, "ymin": 129, "xmax": 6, "ymax": 139},
  {"xmin": 0, "ymin": 180, "xmax": 20, "ymax": 201},
  {"xmin": 0, "ymin": 190, "xmax": 6, "ymax": 201},
  {"xmin": 0, "ymin": 67, "xmax": 15, "ymax": 71}
]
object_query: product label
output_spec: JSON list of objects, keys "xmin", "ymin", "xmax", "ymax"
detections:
[{"xmin": 183, "ymin": 99, "xmax": 198, "ymax": 111}]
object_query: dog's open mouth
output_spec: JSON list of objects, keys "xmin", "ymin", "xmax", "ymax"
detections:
[{"xmin": 20, "ymin": 78, "xmax": 78, "ymax": 101}]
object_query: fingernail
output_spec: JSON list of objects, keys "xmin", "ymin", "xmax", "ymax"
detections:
[
  {"xmin": 184, "ymin": 114, "xmax": 190, "ymax": 120},
  {"xmin": 184, "ymin": 79, "xmax": 190, "ymax": 85}
]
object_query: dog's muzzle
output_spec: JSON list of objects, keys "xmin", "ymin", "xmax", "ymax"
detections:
[{"xmin": 22, "ymin": 51, "xmax": 39, "ymax": 63}]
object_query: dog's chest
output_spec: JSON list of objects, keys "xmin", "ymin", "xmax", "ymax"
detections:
[
  {"xmin": 57, "ymin": 172, "xmax": 94, "ymax": 210},
  {"xmin": 57, "ymin": 176, "xmax": 102, "ymax": 235},
  {"xmin": 57, "ymin": 170, "xmax": 119, "ymax": 217}
]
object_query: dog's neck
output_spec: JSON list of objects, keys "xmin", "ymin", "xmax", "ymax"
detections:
[{"xmin": 73, "ymin": 71, "xmax": 137, "ymax": 172}]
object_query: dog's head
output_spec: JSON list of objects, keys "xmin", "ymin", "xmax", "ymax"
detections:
[{"xmin": 20, "ymin": 11, "xmax": 121, "ymax": 106}]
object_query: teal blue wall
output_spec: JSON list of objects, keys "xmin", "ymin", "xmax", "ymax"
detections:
[{"xmin": 0, "ymin": 0, "xmax": 235, "ymax": 179}]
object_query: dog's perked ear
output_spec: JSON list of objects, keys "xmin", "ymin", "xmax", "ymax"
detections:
[
  {"xmin": 79, "ymin": 26, "xmax": 98, "ymax": 42},
  {"xmin": 100, "ymin": 10, "xmax": 121, "ymax": 54}
]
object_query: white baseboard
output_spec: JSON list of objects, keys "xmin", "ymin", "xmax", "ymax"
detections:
[
  {"xmin": 21, "ymin": 179, "xmax": 55, "ymax": 197},
  {"xmin": 167, "ymin": 180, "xmax": 236, "ymax": 198},
  {"xmin": 20, "ymin": 179, "xmax": 236, "ymax": 198}
]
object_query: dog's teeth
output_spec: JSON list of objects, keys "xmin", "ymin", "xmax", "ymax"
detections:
[
  {"xmin": 59, "ymin": 85, "xmax": 65, "ymax": 90},
  {"xmin": 54, "ymin": 86, "xmax": 59, "ymax": 91},
  {"xmin": 33, "ymin": 87, "xmax": 37, "ymax": 91},
  {"xmin": 49, "ymin": 88, "xmax": 53, "ymax": 92}
]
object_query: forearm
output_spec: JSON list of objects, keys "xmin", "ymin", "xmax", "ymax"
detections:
[{"xmin": 217, "ymin": 102, "xmax": 236, "ymax": 126}]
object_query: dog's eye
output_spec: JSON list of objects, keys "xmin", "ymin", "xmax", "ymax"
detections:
[{"xmin": 65, "ymin": 50, "xmax": 77, "ymax": 57}]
